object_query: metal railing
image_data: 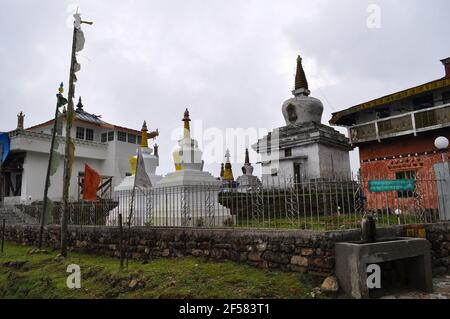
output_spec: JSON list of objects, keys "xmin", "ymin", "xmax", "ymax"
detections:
[{"xmin": 0, "ymin": 173, "xmax": 444, "ymax": 231}]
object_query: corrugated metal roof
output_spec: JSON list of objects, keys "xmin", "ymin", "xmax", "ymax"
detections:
[{"xmin": 75, "ymin": 108, "xmax": 108, "ymax": 126}]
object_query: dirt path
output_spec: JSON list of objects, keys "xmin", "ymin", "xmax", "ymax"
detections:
[{"xmin": 380, "ymin": 275, "xmax": 450, "ymax": 299}]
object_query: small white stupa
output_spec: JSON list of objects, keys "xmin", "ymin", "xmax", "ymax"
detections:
[
  {"xmin": 108, "ymin": 121, "xmax": 161, "ymax": 226},
  {"xmin": 152, "ymin": 109, "xmax": 233, "ymax": 227},
  {"xmin": 115, "ymin": 121, "xmax": 162, "ymax": 191},
  {"xmin": 236, "ymin": 148, "xmax": 261, "ymax": 191}
]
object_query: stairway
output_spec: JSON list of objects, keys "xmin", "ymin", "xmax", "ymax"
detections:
[{"xmin": 0, "ymin": 207, "xmax": 26, "ymax": 226}]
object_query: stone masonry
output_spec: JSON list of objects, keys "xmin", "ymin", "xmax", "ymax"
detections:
[{"xmin": 3, "ymin": 222, "xmax": 450, "ymax": 278}]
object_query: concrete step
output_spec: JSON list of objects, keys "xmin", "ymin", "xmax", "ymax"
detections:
[
  {"xmin": 0, "ymin": 206, "xmax": 40, "ymax": 226},
  {"xmin": 0, "ymin": 207, "xmax": 26, "ymax": 225}
]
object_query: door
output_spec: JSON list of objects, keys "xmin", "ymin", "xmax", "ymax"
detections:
[{"xmin": 294, "ymin": 163, "xmax": 302, "ymax": 184}]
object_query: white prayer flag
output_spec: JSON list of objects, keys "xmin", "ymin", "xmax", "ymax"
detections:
[
  {"xmin": 135, "ymin": 148, "xmax": 152, "ymax": 188},
  {"xmin": 74, "ymin": 60, "xmax": 81, "ymax": 73},
  {"xmin": 73, "ymin": 13, "xmax": 82, "ymax": 30},
  {"xmin": 75, "ymin": 29, "xmax": 85, "ymax": 52}
]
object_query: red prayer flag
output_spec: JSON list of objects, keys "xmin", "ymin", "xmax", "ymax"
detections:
[{"xmin": 83, "ymin": 164, "xmax": 100, "ymax": 201}]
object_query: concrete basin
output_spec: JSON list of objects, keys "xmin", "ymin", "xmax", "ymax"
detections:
[{"xmin": 335, "ymin": 237, "xmax": 433, "ymax": 299}]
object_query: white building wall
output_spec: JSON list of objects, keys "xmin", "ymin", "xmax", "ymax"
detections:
[
  {"xmin": 260, "ymin": 143, "xmax": 351, "ymax": 186},
  {"xmin": 8, "ymin": 132, "xmax": 142, "ymax": 203},
  {"xmin": 20, "ymin": 151, "xmax": 104, "ymax": 203},
  {"xmin": 261, "ymin": 144, "xmax": 320, "ymax": 182},
  {"xmin": 318, "ymin": 144, "xmax": 351, "ymax": 179}
]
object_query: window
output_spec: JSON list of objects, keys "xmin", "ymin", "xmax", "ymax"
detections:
[
  {"xmin": 128, "ymin": 133, "xmax": 136, "ymax": 144},
  {"xmin": 285, "ymin": 148, "xmax": 292, "ymax": 157},
  {"xmin": 101, "ymin": 133, "xmax": 107, "ymax": 143},
  {"xmin": 396, "ymin": 170, "xmax": 416, "ymax": 198},
  {"xmin": 86, "ymin": 128, "xmax": 94, "ymax": 141},
  {"xmin": 443, "ymin": 91, "xmax": 450, "ymax": 104},
  {"xmin": 137, "ymin": 135, "xmax": 142, "ymax": 145},
  {"xmin": 271, "ymin": 168, "xmax": 278, "ymax": 177},
  {"xmin": 108, "ymin": 131, "xmax": 115, "ymax": 141},
  {"xmin": 76, "ymin": 127, "xmax": 85, "ymax": 140},
  {"xmin": 118, "ymin": 131, "xmax": 127, "ymax": 142}
]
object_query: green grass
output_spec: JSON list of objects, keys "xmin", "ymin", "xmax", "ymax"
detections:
[
  {"xmin": 0, "ymin": 242, "xmax": 319, "ymax": 299},
  {"xmin": 234, "ymin": 213, "xmax": 424, "ymax": 231}
]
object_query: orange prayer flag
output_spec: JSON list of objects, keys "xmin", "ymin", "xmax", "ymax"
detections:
[{"xmin": 83, "ymin": 164, "xmax": 100, "ymax": 201}]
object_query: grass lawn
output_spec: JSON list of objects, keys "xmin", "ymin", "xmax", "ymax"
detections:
[
  {"xmin": 0, "ymin": 242, "xmax": 320, "ymax": 299},
  {"xmin": 234, "ymin": 213, "xmax": 422, "ymax": 231}
]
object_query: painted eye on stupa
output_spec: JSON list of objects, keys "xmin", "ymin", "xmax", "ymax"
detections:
[{"xmin": 286, "ymin": 104, "xmax": 297, "ymax": 122}]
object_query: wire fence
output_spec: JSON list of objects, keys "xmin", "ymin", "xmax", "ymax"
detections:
[{"xmin": 0, "ymin": 173, "xmax": 445, "ymax": 231}]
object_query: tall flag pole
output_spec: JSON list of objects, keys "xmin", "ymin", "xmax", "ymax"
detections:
[
  {"xmin": 38, "ymin": 83, "xmax": 67, "ymax": 249},
  {"xmin": 60, "ymin": 10, "xmax": 92, "ymax": 257}
]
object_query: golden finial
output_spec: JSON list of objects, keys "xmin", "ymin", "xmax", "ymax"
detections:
[
  {"xmin": 182, "ymin": 108, "xmax": 191, "ymax": 139},
  {"xmin": 141, "ymin": 120, "xmax": 149, "ymax": 148},
  {"xmin": 223, "ymin": 149, "xmax": 234, "ymax": 181}
]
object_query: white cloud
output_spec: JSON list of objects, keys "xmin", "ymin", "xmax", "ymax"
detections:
[{"xmin": 1, "ymin": 0, "xmax": 449, "ymax": 177}]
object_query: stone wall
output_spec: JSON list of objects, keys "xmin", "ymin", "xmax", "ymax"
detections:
[{"xmin": 3, "ymin": 222, "xmax": 450, "ymax": 277}]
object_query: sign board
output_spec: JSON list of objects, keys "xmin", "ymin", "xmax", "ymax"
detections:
[
  {"xmin": 405, "ymin": 225, "xmax": 426, "ymax": 239},
  {"xmin": 0, "ymin": 132, "xmax": 10, "ymax": 164},
  {"xmin": 368, "ymin": 179, "xmax": 415, "ymax": 193}
]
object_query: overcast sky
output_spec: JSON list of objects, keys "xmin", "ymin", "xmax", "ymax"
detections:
[{"xmin": 1, "ymin": 0, "xmax": 449, "ymax": 177}]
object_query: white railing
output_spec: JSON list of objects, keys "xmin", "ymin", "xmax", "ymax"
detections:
[{"xmin": 348, "ymin": 103, "xmax": 450, "ymax": 144}]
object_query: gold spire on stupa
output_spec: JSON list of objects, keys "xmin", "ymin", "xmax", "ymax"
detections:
[
  {"xmin": 222, "ymin": 149, "xmax": 234, "ymax": 181},
  {"xmin": 130, "ymin": 120, "xmax": 159, "ymax": 175},
  {"xmin": 173, "ymin": 109, "xmax": 192, "ymax": 171},
  {"xmin": 182, "ymin": 108, "xmax": 191, "ymax": 139},
  {"xmin": 141, "ymin": 121, "xmax": 149, "ymax": 148}
]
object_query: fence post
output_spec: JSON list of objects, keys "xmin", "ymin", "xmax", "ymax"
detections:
[
  {"xmin": 434, "ymin": 161, "xmax": 450, "ymax": 221},
  {"xmin": 118, "ymin": 213, "xmax": 124, "ymax": 269},
  {"xmin": 1, "ymin": 219, "xmax": 5, "ymax": 254}
]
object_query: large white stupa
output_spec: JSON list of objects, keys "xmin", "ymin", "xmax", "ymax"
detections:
[
  {"xmin": 151, "ymin": 109, "xmax": 233, "ymax": 227},
  {"xmin": 253, "ymin": 55, "xmax": 352, "ymax": 186}
]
